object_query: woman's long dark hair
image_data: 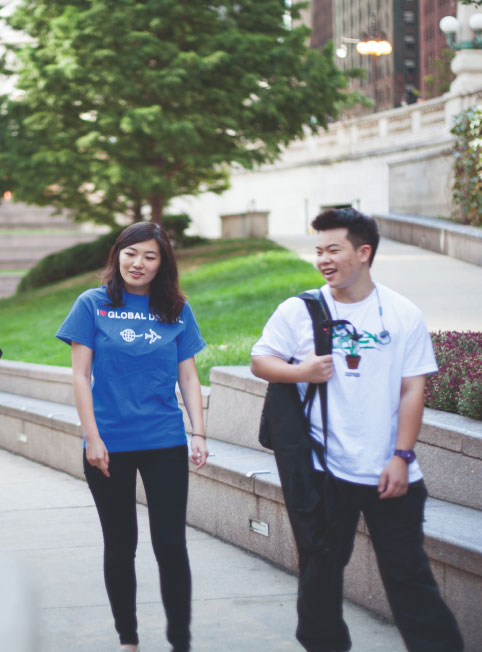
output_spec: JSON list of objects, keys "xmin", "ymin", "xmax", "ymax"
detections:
[{"xmin": 102, "ymin": 222, "xmax": 185, "ymax": 323}]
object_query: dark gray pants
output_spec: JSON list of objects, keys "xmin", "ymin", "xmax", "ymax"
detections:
[{"xmin": 295, "ymin": 475, "xmax": 464, "ymax": 652}]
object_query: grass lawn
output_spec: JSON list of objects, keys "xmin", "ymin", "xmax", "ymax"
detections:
[{"xmin": 0, "ymin": 238, "xmax": 322, "ymax": 385}]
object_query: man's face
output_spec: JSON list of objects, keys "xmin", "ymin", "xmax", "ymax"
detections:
[{"xmin": 315, "ymin": 228, "xmax": 371, "ymax": 291}]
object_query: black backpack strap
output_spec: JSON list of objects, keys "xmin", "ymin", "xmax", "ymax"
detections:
[{"xmin": 298, "ymin": 290, "xmax": 334, "ymax": 471}]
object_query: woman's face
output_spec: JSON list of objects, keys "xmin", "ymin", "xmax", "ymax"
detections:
[{"xmin": 118, "ymin": 238, "xmax": 161, "ymax": 295}]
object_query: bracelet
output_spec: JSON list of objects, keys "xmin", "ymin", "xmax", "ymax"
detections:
[{"xmin": 191, "ymin": 433, "xmax": 207, "ymax": 439}]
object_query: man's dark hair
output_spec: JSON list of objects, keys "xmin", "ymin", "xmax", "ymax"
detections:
[{"xmin": 311, "ymin": 208, "xmax": 380, "ymax": 266}]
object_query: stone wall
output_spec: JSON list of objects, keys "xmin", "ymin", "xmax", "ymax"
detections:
[{"xmin": 169, "ymin": 87, "xmax": 482, "ymax": 237}]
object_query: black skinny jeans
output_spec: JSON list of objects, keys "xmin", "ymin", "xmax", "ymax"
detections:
[
  {"xmin": 296, "ymin": 474, "xmax": 464, "ymax": 652},
  {"xmin": 83, "ymin": 445, "xmax": 191, "ymax": 650}
]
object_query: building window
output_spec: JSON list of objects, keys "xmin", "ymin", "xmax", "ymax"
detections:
[
  {"xmin": 404, "ymin": 11, "xmax": 415, "ymax": 24},
  {"xmin": 404, "ymin": 34, "xmax": 415, "ymax": 50}
]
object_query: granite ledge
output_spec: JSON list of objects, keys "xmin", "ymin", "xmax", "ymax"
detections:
[{"xmin": 0, "ymin": 359, "xmax": 72, "ymax": 382}]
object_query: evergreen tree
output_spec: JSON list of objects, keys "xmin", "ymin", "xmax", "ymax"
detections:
[{"xmin": 0, "ymin": 1, "xmax": 360, "ymax": 225}]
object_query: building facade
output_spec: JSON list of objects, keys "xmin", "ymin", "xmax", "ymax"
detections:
[
  {"xmin": 310, "ymin": 0, "xmax": 334, "ymax": 49},
  {"xmin": 419, "ymin": 0, "xmax": 457, "ymax": 98},
  {"xmin": 309, "ymin": 1, "xmax": 426, "ymax": 112}
]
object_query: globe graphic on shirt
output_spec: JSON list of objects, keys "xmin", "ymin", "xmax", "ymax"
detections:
[{"xmin": 120, "ymin": 328, "xmax": 137, "ymax": 343}]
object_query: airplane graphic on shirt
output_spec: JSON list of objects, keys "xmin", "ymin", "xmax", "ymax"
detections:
[{"xmin": 120, "ymin": 328, "xmax": 162, "ymax": 344}]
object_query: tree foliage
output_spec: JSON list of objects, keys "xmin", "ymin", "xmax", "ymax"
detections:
[
  {"xmin": 423, "ymin": 48, "xmax": 455, "ymax": 99},
  {"xmin": 451, "ymin": 105, "xmax": 482, "ymax": 227},
  {"xmin": 0, "ymin": 0, "xmax": 360, "ymax": 225}
]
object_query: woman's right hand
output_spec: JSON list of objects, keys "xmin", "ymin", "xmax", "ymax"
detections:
[{"xmin": 86, "ymin": 437, "xmax": 110, "ymax": 477}]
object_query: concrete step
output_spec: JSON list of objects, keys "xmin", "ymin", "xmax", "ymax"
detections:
[
  {"xmin": 0, "ymin": 233, "xmax": 98, "ymax": 267},
  {"xmin": 0, "ymin": 359, "xmax": 480, "ymax": 512},
  {"xmin": 0, "ymin": 231, "xmax": 97, "ymax": 247},
  {"xmin": 0, "ymin": 226, "xmax": 99, "ymax": 295},
  {"xmin": 0, "ymin": 273, "xmax": 25, "ymax": 298},
  {"xmin": 0, "ymin": 201, "xmax": 76, "ymax": 229},
  {"xmin": 0, "ymin": 388, "xmax": 480, "ymax": 651},
  {"xmin": 207, "ymin": 366, "xmax": 482, "ymax": 511}
]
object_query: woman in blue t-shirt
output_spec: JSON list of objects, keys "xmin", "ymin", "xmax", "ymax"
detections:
[{"xmin": 57, "ymin": 222, "xmax": 208, "ymax": 652}]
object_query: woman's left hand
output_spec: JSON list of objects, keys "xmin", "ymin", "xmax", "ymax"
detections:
[{"xmin": 190, "ymin": 435, "xmax": 209, "ymax": 470}]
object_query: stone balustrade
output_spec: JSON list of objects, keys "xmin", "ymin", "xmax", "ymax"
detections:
[{"xmin": 273, "ymin": 85, "xmax": 482, "ymax": 168}]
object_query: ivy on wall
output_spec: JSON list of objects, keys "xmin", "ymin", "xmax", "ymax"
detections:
[{"xmin": 451, "ymin": 106, "xmax": 482, "ymax": 227}]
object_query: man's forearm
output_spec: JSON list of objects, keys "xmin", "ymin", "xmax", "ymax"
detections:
[
  {"xmin": 395, "ymin": 375, "xmax": 426, "ymax": 451},
  {"xmin": 251, "ymin": 352, "xmax": 334, "ymax": 384},
  {"xmin": 251, "ymin": 355, "xmax": 301, "ymax": 383}
]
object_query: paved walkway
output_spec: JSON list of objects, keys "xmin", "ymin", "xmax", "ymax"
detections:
[
  {"xmin": 0, "ymin": 450, "xmax": 405, "ymax": 652},
  {"xmin": 274, "ymin": 235, "xmax": 482, "ymax": 332}
]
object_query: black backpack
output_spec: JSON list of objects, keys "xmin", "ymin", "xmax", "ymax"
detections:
[{"xmin": 258, "ymin": 290, "xmax": 343, "ymax": 552}]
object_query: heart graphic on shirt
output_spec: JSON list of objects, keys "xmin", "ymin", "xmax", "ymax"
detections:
[{"xmin": 100, "ymin": 310, "xmax": 107, "ymax": 316}]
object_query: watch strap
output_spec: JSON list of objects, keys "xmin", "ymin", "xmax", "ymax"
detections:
[{"xmin": 394, "ymin": 449, "xmax": 416, "ymax": 464}]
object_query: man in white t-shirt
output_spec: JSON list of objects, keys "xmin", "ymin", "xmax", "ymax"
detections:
[{"xmin": 251, "ymin": 209, "xmax": 463, "ymax": 652}]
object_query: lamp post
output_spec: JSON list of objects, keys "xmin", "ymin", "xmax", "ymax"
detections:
[
  {"xmin": 356, "ymin": 26, "xmax": 392, "ymax": 113},
  {"xmin": 439, "ymin": 4, "xmax": 482, "ymax": 93},
  {"xmin": 336, "ymin": 14, "xmax": 391, "ymax": 113}
]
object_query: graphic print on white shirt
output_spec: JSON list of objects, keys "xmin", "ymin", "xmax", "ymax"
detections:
[
  {"xmin": 251, "ymin": 283, "xmax": 438, "ymax": 485},
  {"xmin": 332, "ymin": 326, "xmax": 381, "ymax": 374}
]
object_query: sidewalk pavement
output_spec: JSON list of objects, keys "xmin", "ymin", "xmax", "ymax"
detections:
[
  {"xmin": 0, "ymin": 450, "xmax": 405, "ymax": 652},
  {"xmin": 273, "ymin": 235, "xmax": 482, "ymax": 332}
]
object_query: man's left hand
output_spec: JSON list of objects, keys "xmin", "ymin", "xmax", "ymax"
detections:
[{"xmin": 378, "ymin": 456, "xmax": 409, "ymax": 499}]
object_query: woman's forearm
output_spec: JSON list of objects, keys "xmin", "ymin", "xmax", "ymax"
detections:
[
  {"xmin": 72, "ymin": 373, "xmax": 102, "ymax": 443},
  {"xmin": 178, "ymin": 358, "xmax": 205, "ymax": 435}
]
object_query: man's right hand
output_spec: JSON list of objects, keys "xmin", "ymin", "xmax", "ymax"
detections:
[{"xmin": 297, "ymin": 351, "xmax": 334, "ymax": 384}]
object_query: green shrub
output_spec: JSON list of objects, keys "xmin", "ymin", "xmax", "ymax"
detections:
[
  {"xmin": 425, "ymin": 331, "xmax": 482, "ymax": 420},
  {"xmin": 17, "ymin": 227, "xmax": 123, "ymax": 292},
  {"xmin": 163, "ymin": 213, "xmax": 208, "ymax": 248},
  {"xmin": 451, "ymin": 105, "xmax": 482, "ymax": 227},
  {"xmin": 17, "ymin": 214, "xmax": 207, "ymax": 293}
]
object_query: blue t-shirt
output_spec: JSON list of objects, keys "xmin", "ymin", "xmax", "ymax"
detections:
[{"xmin": 56, "ymin": 287, "xmax": 206, "ymax": 452}]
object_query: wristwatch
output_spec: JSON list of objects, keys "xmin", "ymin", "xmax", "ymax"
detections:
[{"xmin": 394, "ymin": 449, "xmax": 416, "ymax": 464}]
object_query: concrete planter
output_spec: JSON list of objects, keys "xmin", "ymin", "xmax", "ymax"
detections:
[{"xmin": 220, "ymin": 211, "xmax": 269, "ymax": 239}]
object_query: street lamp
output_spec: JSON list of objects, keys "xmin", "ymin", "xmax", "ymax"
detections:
[
  {"xmin": 440, "ymin": 13, "xmax": 482, "ymax": 49},
  {"xmin": 439, "ymin": 5, "xmax": 482, "ymax": 93},
  {"xmin": 356, "ymin": 38, "xmax": 392, "ymax": 57},
  {"xmin": 335, "ymin": 12, "xmax": 392, "ymax": 113},
  {"xmin": 356, "ymin": 28, "xmax": 392, "ymax": 113}
]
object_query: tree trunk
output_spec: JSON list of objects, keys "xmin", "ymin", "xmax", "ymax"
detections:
[
  {"xmin": 132, "ymin": 198, "xmax": 143, "ymax": 222},
  {"xmin": 149, "ymin": 195, "xmax": 164, "ymax": 224}
]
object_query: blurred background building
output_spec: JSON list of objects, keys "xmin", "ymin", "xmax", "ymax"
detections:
[
  {"xmin": 300, "ymin": 0, "xmax": 459, "ymax": 111},
  {"xmin": 419, "ymin": 0, "xmax": 457, "ymax": 98}
]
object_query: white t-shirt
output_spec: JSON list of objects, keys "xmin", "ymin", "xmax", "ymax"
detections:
[{"xmin": 251, "ymin": 283, "xmax": 438, "ymax": 485}]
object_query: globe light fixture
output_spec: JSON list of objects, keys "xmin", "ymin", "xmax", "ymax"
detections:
[
  {"xmin": 356, "ymin": 39, "xmax": 392, "ymax": 56},
  {"xmin": 335, "ymin": 14, "xmax": 392, "ymax": 112},
  {"xmin": 440, "ymin": 12, "xmax": 482, "ymax": 49},
  {"xmin": 469, "ymin": 13, "xmax": 482, "ymax": 44}
]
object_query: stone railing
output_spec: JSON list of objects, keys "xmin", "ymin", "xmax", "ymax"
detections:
[{"xmin": 270, "ymin": 85, "xmax": 482, "ymax": 169}]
